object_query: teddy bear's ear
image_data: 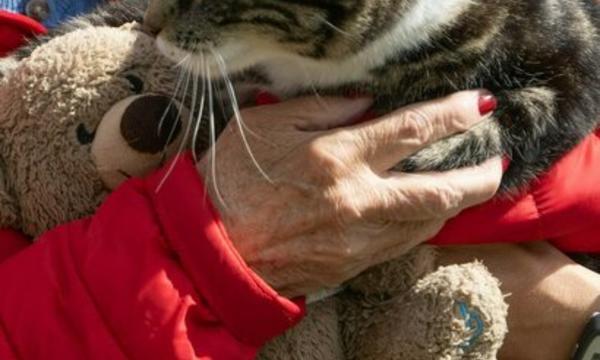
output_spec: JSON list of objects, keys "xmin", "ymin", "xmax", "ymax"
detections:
[
  {"xmin": 0, "ymin": 57, "xmax": 20, "ymax": 81},
  {"xmin": 0, "ymin": 158, "xmax": 19, "ymax": 230}
]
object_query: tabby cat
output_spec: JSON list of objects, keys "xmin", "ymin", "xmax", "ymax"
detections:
[{"xmin": 140, "ymin": 0, "xmax": 600, "ymax": 193}]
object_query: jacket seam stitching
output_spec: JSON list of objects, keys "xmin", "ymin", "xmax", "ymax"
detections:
[{"xmin": 65, "ymin": 224, "xmax": 133, "ymax": 360}]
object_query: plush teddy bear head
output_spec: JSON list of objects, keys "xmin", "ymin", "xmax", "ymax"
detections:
[{"xmin": 0, "ymin": 23, "xmax": 191, "ymax": 237}]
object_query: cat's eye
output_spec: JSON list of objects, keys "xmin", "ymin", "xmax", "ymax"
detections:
[
  {"xmin": 125, "ymin": 74, "xmax": 144, "ymax": 94},
  {"xmin": 76, "ymin": 123, "xmax": 96, "ymax": 145}
]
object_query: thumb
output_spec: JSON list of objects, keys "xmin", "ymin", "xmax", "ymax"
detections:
[{"xmin": 254, "ymin": 95, "xmax": 373, "ymax": 131}]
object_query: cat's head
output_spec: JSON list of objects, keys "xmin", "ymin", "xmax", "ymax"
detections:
[{"xmin": 144, "ymin": 0, "xmax": 418, "ymax": 75}]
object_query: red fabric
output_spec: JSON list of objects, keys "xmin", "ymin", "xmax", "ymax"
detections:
[
  {"xmin": 0, "ymin": 154, "xmax": 304, "ymax": 360},
  {"xmin": 0, "ymin": 229, "xmax": 29, "ymax": 263},
  {"xmin": 0, "ymin": 10, "xmax": 46, "ymax": 57},
  {"xmin": 431, "ymin": 129, "xmax": 600, "ymax": 252}
]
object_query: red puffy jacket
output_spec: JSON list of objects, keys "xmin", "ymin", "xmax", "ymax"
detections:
[
  {"xmin": 432, "ymin": 128, "xmax": 600, "ymax": 252},
  {"xmin": 0, "ymin": 154, "xmax": 305, "ymax": 359},
  {"xmin": 0, "ymin": 10, "xmax": 46, "ymax": 56}
]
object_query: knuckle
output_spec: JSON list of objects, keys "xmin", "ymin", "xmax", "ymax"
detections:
[
  {"xmin": 396, "ymin": 109, "xmax": 435, "ymax": 146},
  {"xmin": 424, "ymin": 183, "xmax": 463, "ymax": 217},
  {"xmin": 443, "ymin": 93, "xmax": 476, "ymax": 130},
  {"xmin": 304, "ymin": 137, "xmax": 345, "ymax": 169},
  {"xmin": 298, "ymin": 139, "xmax": 347, "ymax": 185},
  {"xmin": 444, "ymin": 111, "xmax": 471, "ymax": 134}
]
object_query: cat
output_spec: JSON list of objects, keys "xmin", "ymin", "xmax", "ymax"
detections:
[{"xmin": 142, "ymin": 0, "xmax": 600, "ymax": 194}]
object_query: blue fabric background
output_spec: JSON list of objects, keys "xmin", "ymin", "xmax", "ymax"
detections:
[
  {"xmin": 0, "ymin": 0, "xmax": 105, "ymax": 28},
  {"xmin": 0, "ymin": 0, "xmax": 26, "ymax": 13}
]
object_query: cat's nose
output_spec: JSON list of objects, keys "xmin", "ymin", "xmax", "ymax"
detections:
[
  {"xmin": 144, "ymin": 0, "xmax": 193, "ymax": 34},
  {"xmin": 121, "ymin": 95, "xmax": 183, "ymax": 154}
]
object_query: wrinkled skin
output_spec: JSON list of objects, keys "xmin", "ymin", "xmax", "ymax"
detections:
[{"xmin": 197, "ymin": 91, "xmax": 502, "ymax": 296}]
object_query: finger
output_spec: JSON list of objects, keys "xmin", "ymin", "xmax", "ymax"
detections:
[
  {"xmin": 363, "ymin": 157, "xmax": 502, "ymax": 221},
  {"xmin": 413, "ymin": 157, "xmax": 503, "ymax": 214},
  {"xmin": 304, "ymin": 219, "xmax": 445, "ymax": 279},
  {"xmin": 246, "ymin": 96, "xmax": 373, "ymax": 130},
  {"xmin": 264, "ymin": 220, "xmax": 444, "ymax": 296},
  {"xmin": 343, "ymin": 90, "xmax": 495, "ymax": 171}
]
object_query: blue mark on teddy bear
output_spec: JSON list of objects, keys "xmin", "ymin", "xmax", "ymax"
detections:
[{"xmin": 457, "ymin": 301, "xmax": 484, "ymax": 351}]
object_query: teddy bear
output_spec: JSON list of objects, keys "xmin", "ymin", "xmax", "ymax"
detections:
[{"xmin": 0, "ymin": 18, "xmax": 508, "ymax": 360}]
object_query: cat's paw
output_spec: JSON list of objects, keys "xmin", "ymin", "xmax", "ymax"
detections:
[{"xmin": 397, "ymin": 119, "xmax": 502, "ymax": 174}]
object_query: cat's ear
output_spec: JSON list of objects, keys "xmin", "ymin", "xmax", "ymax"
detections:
[{"xmin": 0, "ymin": 56, "xmax": 20, "ymax": 81}]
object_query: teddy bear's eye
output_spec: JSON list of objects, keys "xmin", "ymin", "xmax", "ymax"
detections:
[
  {"xmin": 125, "ymin": 74, "xmax": 144, "ymax": 94},
  {"xmin": 76, "ymin": 124, "xmax": 96, "ymax": 145}
]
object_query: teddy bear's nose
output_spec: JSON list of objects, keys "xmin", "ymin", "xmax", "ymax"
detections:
[{"xmin": 120, "ymin": 95, "xmax": 183, "ymax": 154}]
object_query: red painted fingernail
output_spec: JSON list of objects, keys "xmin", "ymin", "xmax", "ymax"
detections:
[
  {"xmin": 478, "ymin": 94, "xmax": 498, "ymax": 116},
  {"xmin": 255, "ymin": 91, "xmax": 281, "ymax": 105},
  {"xmin": 501, "ymin": 157, "xmax": 511, "ymax": 172}
]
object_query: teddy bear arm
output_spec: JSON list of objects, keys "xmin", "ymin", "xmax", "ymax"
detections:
[{"xmin": 341, "ymin": 260, "xmax": 508, "ymax": 360}]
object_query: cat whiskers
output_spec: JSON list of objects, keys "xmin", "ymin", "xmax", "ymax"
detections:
[
  {"xmin": 210, "ymin": 51, "xmax": 266, "ymax": 142},
  {"xmin": 205, "ymin": 58, "xmax": 228, "ymax": 209},
  {"xmin": 313, "ymin": 14, "xmax": 363, "ymax": 50},
  {"xmin": 313, "ymin": 14, "xmax": 354, "ymax": 39},
  {"xmin": 191, "ymin": 54, "xmax": 207, "ymax": 164},
  {"xmin": 155, "ymin": 56, "xmax": 196, "ymax": 192},
  {"xmin": 158, "ymin": 56, "xmax": 188, "ymax": 148},
  {"xmin": 210, "ymin": 47, "xmax": 274, "ymax": 184},
  {"xmin": 294, "ymin": 59, "xmax": 330, "ymax": 111},
  {"xmin": 155, "ymin": 48, "xmax": 274, "ymax": 207}
]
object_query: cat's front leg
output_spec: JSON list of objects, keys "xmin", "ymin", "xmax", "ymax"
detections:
[{"xmin": 398, "ymin": 86, "xmax": 571, "ymax": 193}]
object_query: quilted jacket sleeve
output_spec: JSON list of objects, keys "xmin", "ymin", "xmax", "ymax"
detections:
[
  {"xmin": 0, "ymin": 153, "xmax": 304, "ymax": 360},
  {"xmin": 431, "ymin": 129, "xmax": 600, "ymax": 252}
]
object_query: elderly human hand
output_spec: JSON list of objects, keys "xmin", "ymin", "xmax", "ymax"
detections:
[{"xmin": 197, "ymin": 91, "xmax": 502, "ymax": 297}]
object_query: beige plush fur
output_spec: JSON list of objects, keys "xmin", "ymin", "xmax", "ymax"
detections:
[
  {"xmin": 0, "ymin": 25, "xmax": 183, "ymax": 236},
  {"xmin": 0, "ymin": 24, "xmax": 508, "ymax": 359},
  {"xmin": 260, "ymin": 246, "xmax": 508, "ymax": 360}
]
